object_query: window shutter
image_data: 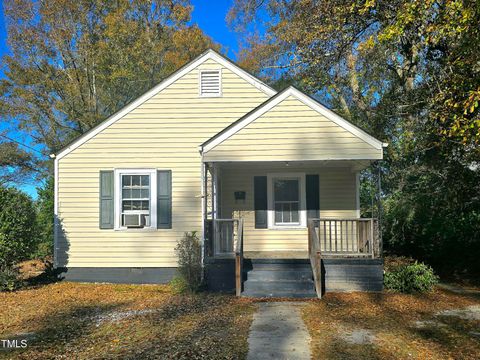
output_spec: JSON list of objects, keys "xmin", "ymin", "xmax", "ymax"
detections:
[
  {"xmin": 254, "ymin": 176, "xmax": 268, "ymax": 229},
  {"xmin": 306, "ymin": 174, "xmax": 320, "ymax": 220},
  {"xmin": 99, "ymin": 170, "xmax": 114, "ymax": 229},
  {"xmin": 157, "ymin": 170, "xmax": 172, "ymax": 229},
  {"xmin": 199, "ymin": 70, "xmax": 221, "ymax": 96}
]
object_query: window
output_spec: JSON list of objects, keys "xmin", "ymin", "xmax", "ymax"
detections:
[
  {"xmin": 114, "ymin": 169, "xmax": 157, "ymax": 229},
  {"xmin": 199, "ymin": 69, "xmax": 221, "ymax": 97},
  {"xmin": 267, "ymin": 173, "xmax": 306, "ymax": 228},
  {"xmin": 121, "ymin": 174, "xmax": 150, "ymax": 227},
  {"xmin": 274, "ymin": 178, "xmax": 300, "ymax": 225}
]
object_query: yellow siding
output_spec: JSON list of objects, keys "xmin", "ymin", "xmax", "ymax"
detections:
[
  {"xmin": 57, "ymin": 58, "xmax": 270, "ymax": 268},
  {"xmin": 204, "ymin": 96, "xmax": 382, "ymax": 161},
  {"xmin": 219, "ymin": 164, "xmax": 358, "ymax": 252}
]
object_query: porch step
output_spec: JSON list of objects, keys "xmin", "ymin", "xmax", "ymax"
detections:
[
  {"xmin": 241, "ymin": 259, "xmax": 316, "ymax": 298},
  {"xmin": 241, "ymin": 290, "xmax": 316, "ymax": 298},
  {"xmin": 244, "ymin": 279, "xmax": 315, "ymax": 292},
  {"xmin": 247, "ymin": 270, "xmax": 312, "ymax": 281}
]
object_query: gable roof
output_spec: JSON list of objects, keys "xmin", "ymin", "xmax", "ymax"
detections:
[
  {"xmin": 54, "ymin": 49, "xmax": 277, "ymax": 160},
  {"xmin": 200, "ymin": 86, "xmax": 386, "ymax": 153}
]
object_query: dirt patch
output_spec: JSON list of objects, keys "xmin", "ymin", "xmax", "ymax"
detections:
[
  {"xmin": 338, "ymin": 328, "xmax": 376, "ymax": 345},
  {"xmin": 436, "ymin": 305, "xmax": 480, "ymax": 320},
  {"xmin": 413, "ymin": 320, "xmax": 446, "ymax": 329},
  {"xmin": 16, "ymin": 259, "xmax": 47, "ymax": 280},
  {"xmin": 91, "ymin": 308, "xmax": 159, "ymax": 326}
]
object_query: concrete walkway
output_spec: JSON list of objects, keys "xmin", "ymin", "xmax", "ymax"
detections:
[{"xmin": 247, "ymin": 302, "xmax": 311, "ymax": 360}]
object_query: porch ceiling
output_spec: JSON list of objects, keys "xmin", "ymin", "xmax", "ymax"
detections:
[{"xmin": 206, "ymin": 159, "xmax": 374, "ymax": 172}]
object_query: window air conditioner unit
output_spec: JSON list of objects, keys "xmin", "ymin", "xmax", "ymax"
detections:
[{"xmin": 124, "ymin": 214, "xmax": 144, "ymax": 228}]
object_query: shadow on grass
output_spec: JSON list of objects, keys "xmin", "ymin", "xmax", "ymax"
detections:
[
  {"xmin": 118, "ymin": 295, "xmax": 253, "ymax": 360},
  {"xmin": 3, "ymin": 302, "xmax": 127, "ymax": 358},
  {"xmin": 2, "ymin": 292, "xmax": 253, "ymax": 360}
]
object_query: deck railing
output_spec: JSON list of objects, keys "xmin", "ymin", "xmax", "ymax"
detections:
[
  {"xmin": 204, "ymin": 219, "xmax": 243, "ymax": 257},
  {"xmin": 308, "ymin": 219, "xmax": 322, "ymax": 298},
  {"xmin": 311, "ymin": 218, "xmax": 380, "ymax": 258}
]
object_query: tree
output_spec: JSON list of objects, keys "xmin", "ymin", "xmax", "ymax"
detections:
[
  {"xmin": 0, "ymin": 186, "xmax": 37, "ymax": 267},
  {"xmin": 36, "ymin": 177, "xmax": 55, "ymax": 258},
  {"xmin": 229, "ymin": 0, "xmax": 480, "ymax": 275},
  {"xmin": 0, "ymin": 0, "xmax": 216, "ymax": 165},
  {"xmin": 0, "ymin": 138, "xmax": 41, "ymax": 185}
]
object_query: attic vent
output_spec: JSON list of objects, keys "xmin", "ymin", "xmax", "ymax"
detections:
[{"xmin": 199, "ymin": 69, "xmax": 221, "ymax": 97}]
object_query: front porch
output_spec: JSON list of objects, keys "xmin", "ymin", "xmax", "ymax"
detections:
[{"xmin": 201, "ymin": 161, "xmax": 383, "ymax": 298}]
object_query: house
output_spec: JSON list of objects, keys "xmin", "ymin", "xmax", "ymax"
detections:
[{"xmin": 53, "ymin": 49, "xmax": 386, "ymax": 298}]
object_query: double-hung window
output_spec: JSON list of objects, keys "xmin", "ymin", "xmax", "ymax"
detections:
[
  {"xmin": 274, "ymin": 178, "xmax": 300, "ymax": 225},
  {"xmin": 121, "ymin": 174, "xmax": 151, "ymax": 227},
  {"xmin": 114, "ymin": 169, "xmax": 157, "ymax": 229},
  {"xmin": 267, "ymin": 173, "xmax": 306, "ymax": 228}
]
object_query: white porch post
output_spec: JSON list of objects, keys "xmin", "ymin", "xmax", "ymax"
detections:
[{"xmin": 200, "ymin": 158, "xmax": 207, "ymax": 269}]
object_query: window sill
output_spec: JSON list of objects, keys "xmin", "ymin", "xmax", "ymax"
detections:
[
  {"xmin": 266, "ymin": 226, "xmax": 307, "ymax": 231},
  {"xmin": 114, "ymin": 227, "xmax": 158, "ymax": 232}
]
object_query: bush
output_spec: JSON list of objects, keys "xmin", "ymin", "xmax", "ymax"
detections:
[
  {"xmin": 169, "ymin": 276, "xmax": 189, "ymax": 295},
  {"xmin": 0, "ymin": 265, "xmax": 22, "ymax": 292},
  {"xmin": 174, "ymin": 231, "xmax": 202, "ymax": 293},
  {"xmin": 35, "ymin": 177, "xmax": 54, "ymax": 259},
  {"xmin": 0, "ymin": 186, "xmax": 37, "ymax": 267},
  {"xmin": 384, "ymin": 261, "xmax": 439, "ymax": 293}
]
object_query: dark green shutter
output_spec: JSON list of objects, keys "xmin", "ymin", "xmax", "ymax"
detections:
[
  {"xmin": 99, "ymin": 170, "xmax": 114, "ymax": 229},
  {"xmin": 157, "ymin": 170, "xmax": 172, "ymax": 229},
  {"xmin": 254, "ymin": 176, "xmax": 268, "ymax": 229},
  {"xmin": 306, "ymin": 174, "xmax": 320, "ymax": 220}
]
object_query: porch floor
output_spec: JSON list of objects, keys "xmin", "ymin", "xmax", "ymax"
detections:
[{"xmin": 244, "ymin": 251, "xmax": 308, "ymax": 259}]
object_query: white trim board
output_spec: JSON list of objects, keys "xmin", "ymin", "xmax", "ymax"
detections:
[
  {"xmin": 201, "ymin": 86, "xmax": 385, "ymax": 153},
  {"xmin": 54, "ymin": 49, "xmax": 276, "ymax": 160},
  {"xmin": 53, "ymin": 157, "xmax": 59, "ymax": 268}
]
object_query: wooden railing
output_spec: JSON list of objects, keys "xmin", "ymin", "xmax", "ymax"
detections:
[
  {"xmin": 314, "ymin": 218, "xmax": 380, "ymax": 258},
  {"xmin": 308, "ymin": 219, "xmax": 322, "ymax": 298},
  {"xmin": 235, "ymin": 219, "xmax": 244, "ymax": 296},
  {"xmin": 204, "ymin": 218, "xmax": 244, "ymax": 296},
  {"xmin": 204, "ymin": 219, "xmax": 242, "ymax": 257}
]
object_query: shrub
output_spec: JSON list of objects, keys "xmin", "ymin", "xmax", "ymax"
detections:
[
  {"xmin": 174, "ymin": 231, "xmax": 202, "ymax": 293},
  {"xmin": 35, "ymin": 177, "xmax": 54, "ymax": 259},
  {"xmin": 384, "ymin": 261, "xmax": 439, "ymax": 293},
  {"xmin": 0, "ymin": 186, "xmax": 37, "ymax": 267},
  {"xmin": 0, "ymin": 265, "xmax": 22, "ymax": 291},
  {"xmin": 169, "ymin": 276, "xmax": 189, "ymax": 295}
]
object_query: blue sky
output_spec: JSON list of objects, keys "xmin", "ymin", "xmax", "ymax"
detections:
[{"xmin": 0, "ymin": 1, "xmax": 240, "ymax": 198}]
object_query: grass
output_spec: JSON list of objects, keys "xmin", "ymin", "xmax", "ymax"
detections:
[
  {"xmin": 2, "ymin": 261, "xmax": 480, "ymax": 359},
  {"xmin": 0, "ymin": 281, "xmax": 256, "ymax": 359},
  {"xmin": 302, "ymin": 288, "xmax": 480, "ymax": 359}
]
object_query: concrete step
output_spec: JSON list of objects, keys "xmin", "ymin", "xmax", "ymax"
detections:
[
  {"xmin": 246, "ymin": 269, "xmax": 313, "ymax": 281},
  {"xmin": 244, "ymin": 279, "xmax": 315, "ymax": 293}
]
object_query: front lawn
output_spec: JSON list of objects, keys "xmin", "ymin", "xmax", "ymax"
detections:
[
  {"xmin": 0, "ymin": 282, "xmax": 255, "ymax": 359},
  {"xmin": 303, "ymin": 287, "xmax": 480, "ymax": 359}
]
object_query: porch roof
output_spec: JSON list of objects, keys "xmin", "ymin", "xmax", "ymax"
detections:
[{"xmin": 200, "ymin": 86, "xmax": 386, "ymax": 163}]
